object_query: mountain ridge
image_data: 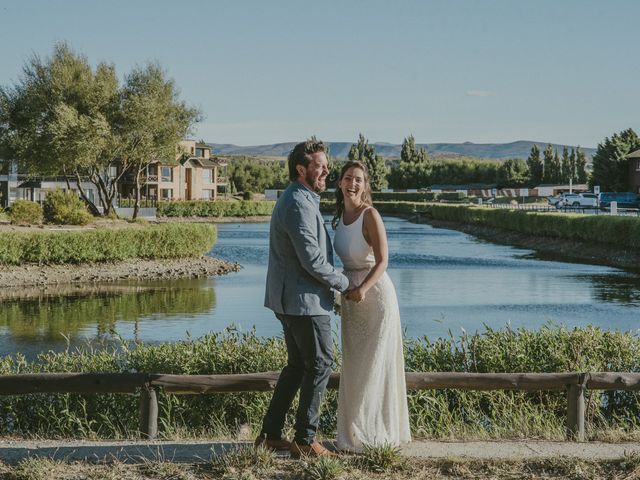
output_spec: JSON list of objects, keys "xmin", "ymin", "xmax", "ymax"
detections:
[{"xmin": 207, "ymin": 140, "xmax": 596, "ymax": 160}]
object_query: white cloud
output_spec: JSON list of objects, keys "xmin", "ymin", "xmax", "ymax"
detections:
[{"xmin": 466, "ymin": 90, "xmax": 496, "ymax": 97}]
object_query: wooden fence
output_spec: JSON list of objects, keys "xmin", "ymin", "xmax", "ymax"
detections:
[{"xmin": 1, "ymin": 372, "xmax": 640, "ymax": 441}]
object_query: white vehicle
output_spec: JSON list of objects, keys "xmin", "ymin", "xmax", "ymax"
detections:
[{"xmin": 549, "ymin": 192, "xmax": 598, "ymax": 208}]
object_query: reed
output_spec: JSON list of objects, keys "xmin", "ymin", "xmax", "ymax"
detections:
[{"xmin": 0, "ymin": 325, "xmax": 638, "ymax": 440}]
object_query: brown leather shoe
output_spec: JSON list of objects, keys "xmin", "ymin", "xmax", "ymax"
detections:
[
  {"xmin": 254, "ymin": 434, "xmax": 291, "ymax": 451},
  {"xmin": 289, "ymin": 441, "xmax": 337, "ymax": 459}
]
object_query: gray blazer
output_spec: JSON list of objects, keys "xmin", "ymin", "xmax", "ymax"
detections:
[{"xmin": 264, "ymin": 181, "xmax": 349, "ymax": 316}]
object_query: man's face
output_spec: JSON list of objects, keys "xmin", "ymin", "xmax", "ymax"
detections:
[{"xmin": 298, "ymin": 152, "xmax": 329, "ymax": 193}]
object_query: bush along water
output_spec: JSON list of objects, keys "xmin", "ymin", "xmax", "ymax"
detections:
[
  {"xmin": 8, "ymin": 200, "xmax": 43, "ymax": 225},
  {"xmin": 157, "ymin": 200, "xmax": 275, "ymax": 217},
  {"xmin": 43, "ymin": 188, "xmax": 93, "ymax": 225},
  {"xmin": 421, "ymin": 204, "xmax": 640, "ymax": 250},
  {"xmin": 0, "ymin": 222, "xmax": 216, "ymax": 265},
  {"xmin": 0, "ymin": 325, "xmax": 639, "ymax": 440}
]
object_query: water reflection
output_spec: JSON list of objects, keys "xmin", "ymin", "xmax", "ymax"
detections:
[{"xmin": 0, "ymin": 279, "xmax": 215, "ymax": 343}]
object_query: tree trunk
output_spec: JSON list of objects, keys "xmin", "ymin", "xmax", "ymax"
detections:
[
  {"xmin": 94, "ymin": 172, "xmax": 114, "ymax": 217},
  {"xmin": 133, "ymin": 166, "xmax": 142, "ymax": 220},
  {"xmin": 73, "ymin": 171, "xmax": 101, "ymax": 216}
]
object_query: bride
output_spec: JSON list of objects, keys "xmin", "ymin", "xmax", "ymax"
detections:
[{"xmin": 332, "ymin": 160, "xmax": 411, "ymax": 452}]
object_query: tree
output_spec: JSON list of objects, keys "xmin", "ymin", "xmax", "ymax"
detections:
[
  {"xmin": 496, "ymin": 158, "xmax": 529, "ymax": 187},
  {"xmin": 526, "ymin": 144, "xmax": 544, "ymax": 186},
  {"xmin": 542, "ymin": 144, "xmax": 560, "ymax": 183},
  {"xmin": 590, "ymin": 128, "xmax": 639, "ymax": 191},
  {"xmin": 569, "ymin": 148, "xmax": 577, "ymax": 182},
  {"xmin": 0, "ymin": 42, "xmax": 121, "ymax": 215},
  {"xmin": 576, "ymin": 147, "xmax": 588, "ymax": 184},
  {"xmin": 388, "ymin": 135, "xmax": 430, "ymax": 189},
  {"xmin": 117, "ymin": 63, "xmax": 200, "ymax": 218},
  {"xmin": 228, "ymin": 157, "xmax": 287, "ymax": 193},
  {"xmin": 348, "ymin": 133, "xmax": 387, "ymax": 190},
  {"xmin": 561, "ymin": 147, "xmax": 572, "ymax": 183}
]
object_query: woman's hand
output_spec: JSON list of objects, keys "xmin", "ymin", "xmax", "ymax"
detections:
[{"xmin": 345, "ymin": 285, "xmax": 367, "ymax": 303}]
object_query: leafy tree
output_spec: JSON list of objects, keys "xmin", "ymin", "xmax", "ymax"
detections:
[
  {"xmin": 590, "ymin": 128, "xmax": 639, "ymax": 191},
  {"xmin": 0, "ymin": 42, "xmax": 120, "ymax": 215},
  {"xmin": 496, "ymin": 159, "xmax": 529, "ymax": 187},
  {"xmin": 228, "ymin": 158, "xmax": 287, "ymax": 193},
  {"xmin": 116, "ymin": 63, "xmax": 200, "ymax": 218},
  {"xmin": 526, "ymin": 144, "xmax": 544, "ymax": 186},
  {"xmin": 0, "ymin": 44, "xmax": 199, "ymax": 219},
  {"xmin": 348, "ymin": 133, "xmax": 387, "ymax": 190},
  {"xmin": 388, "ymin": 135, "xmax": 430, "ymax": 188}
]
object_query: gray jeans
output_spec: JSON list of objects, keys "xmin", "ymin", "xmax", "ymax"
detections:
[{"xmin": 260, "ymin": 314, "xmax": 333, "ymax": 444}]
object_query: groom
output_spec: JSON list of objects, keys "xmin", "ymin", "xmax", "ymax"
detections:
[{"xmin": 257, "ymin": 138, "xmax": 350, "ymax": 458}]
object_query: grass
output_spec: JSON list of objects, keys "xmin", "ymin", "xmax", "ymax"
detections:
[
  {"xmin": 303, "ymin": 455, "xmax": 346, "ymax": 480},
  {"xmin": 2, "ymin": 454, "xmax": 640, "ymax": 480},
  {"xmin": 0, "ymin": 222, "xmax": 216, "ymax": 264},
  {"xmin": 355, "ymin": 444, "xmax": 404, "ymax": 473},
  {"xmin": 210, "ymin": 445, "xmax": 276, "ymax": 476},
  {"xmin": 1, "ymin": 325, "xmax": 640, "ymax": 441}
]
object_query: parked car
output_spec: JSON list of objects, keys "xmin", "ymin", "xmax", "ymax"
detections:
[
  {"xmin": 598, "ymin": 192, "xmax": 640, "ymax": 209},
  {"xmin": 548, "ymin": 192, "xmax": 598, "ymax": 208}
]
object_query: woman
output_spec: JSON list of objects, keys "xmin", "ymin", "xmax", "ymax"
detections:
[{"xmin": 332, "ymin": 160, "xmax": 411, "ymax": 453}]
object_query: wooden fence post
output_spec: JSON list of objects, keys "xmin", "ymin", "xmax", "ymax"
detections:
[
  {"xmin": 566, "ymin": 373, "xmax": 587, "ymax": 441},
  {"xmin": 139, "ymin": 385, "xmax": 158, "ymax": 439}
]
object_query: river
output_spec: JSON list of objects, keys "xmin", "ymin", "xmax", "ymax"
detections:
[{"xmin": 2, "ymin": 217, "xmax": 639, "ymax": 358}]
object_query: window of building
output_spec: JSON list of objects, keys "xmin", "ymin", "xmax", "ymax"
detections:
[
  {"xmin": 161, "ymin": 188, "xmax": 173, "ymax": 199},
  {"xmin": 201, "ymin": 189, "xmax": 212, "ymax": 200},
  {"xmin": 636, "ymin": 159, "xmax": 640, "ymax": 171},
  {"xmin": 109, "ymin": 165, "xmax": 118, "ymax": 178},
  {"xmin": 161, "ymin": 167, "xmax": 173, "ymax": 182},
  {"xmin": 202, "ymin": 168, "xmax": 212, "ymax": 183},
  {"xmin": 195, "ymin": 148, "xmax": 205, "ymax": 158}
]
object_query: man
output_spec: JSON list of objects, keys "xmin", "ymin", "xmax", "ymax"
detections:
[{"xmin": 257, "ymin": 138, "xmax": 349, "ymax": 458}]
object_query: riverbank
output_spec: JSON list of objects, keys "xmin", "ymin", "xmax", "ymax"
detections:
[
  {"xmin": 0, "ymin": 256, "xmax": 239, "ymax": 288},
  {"xmin": 416, "ymin": 217, "xmax": 640, "ymax": 272}
]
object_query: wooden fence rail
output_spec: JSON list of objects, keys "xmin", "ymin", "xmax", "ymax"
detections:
[{"xmin": 2, "ymin": 372, "xmax": 640, "ymax": 441}]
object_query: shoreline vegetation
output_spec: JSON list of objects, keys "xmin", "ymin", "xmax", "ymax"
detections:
[
  {"xmin": 0, "ymin": 325, "xmax": 639, "ymax": 442},
  {"xmin": 0, "ymin": 221, "xmax": 239, "ymax": 287},
  {"xmin": 3, "ymin": 197, "xmax": 639, "ymax": 286}
]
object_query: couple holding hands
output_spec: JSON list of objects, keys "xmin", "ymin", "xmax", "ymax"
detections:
[{"xmin": 256, "ymin": 138, "xmax": 411, "ymax": 457}]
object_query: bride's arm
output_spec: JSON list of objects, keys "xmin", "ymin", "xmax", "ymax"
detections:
[{"xmin": 345, "ymin": 208, "xmax": 388, "ymax": 303}]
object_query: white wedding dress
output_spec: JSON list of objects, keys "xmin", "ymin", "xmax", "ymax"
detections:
[{"xmin": 333, "ymin": 207, "xmax": 411, "ymax": 452}]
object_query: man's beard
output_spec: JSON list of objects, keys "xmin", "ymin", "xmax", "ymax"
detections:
[{"xmin": 306, "ymin": 172, "xmax": 326, "ymax": 193}]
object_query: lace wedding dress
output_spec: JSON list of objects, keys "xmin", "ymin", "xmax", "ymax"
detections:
[{"xmin": 333, "ymin": 207, "xmax": 411, "ymax": 452}]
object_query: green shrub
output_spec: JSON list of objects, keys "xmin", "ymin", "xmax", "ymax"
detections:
[
  {"xmin": 421, "ymin": 204, "xmax": 640, "ymax": 249},
  {"xmin": 242, "ymin": 191, "xmax": 254, "ymax": 201},
  {"xmin": 157, "ymin": 200, "xmax": 274, "ymax": 217},
  {"xmin": 320, "ymin": 191, "xmax": 465, "ymax": 202},
  {"xmin": 43, "ymin": 188, "xmax": 93, "ymax": 225},
  {"xmin": 9, "ymin": 200, "xmax": 43, "ymax": 225},
  {"xmin": 0, "ymin": 325, "xmax": 639, "ymax": 440},
  {"xmin": 0, "ymin": 222, "xmax": 216, "ymax": 264}
]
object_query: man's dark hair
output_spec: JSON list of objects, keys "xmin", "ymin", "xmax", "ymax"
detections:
[{"xmin": 287, "ymin": 137, "xmax": 327, "ymax": 181}]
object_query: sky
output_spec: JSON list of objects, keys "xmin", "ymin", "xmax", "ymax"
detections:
[{"xmin": 1, "ymin": 0, "xmax": 639, "ymax": 147}]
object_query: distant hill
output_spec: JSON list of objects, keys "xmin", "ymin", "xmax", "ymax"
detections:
[{"xmin": 208, "ymin": 140, "xmax": 595, "ymax": 160}]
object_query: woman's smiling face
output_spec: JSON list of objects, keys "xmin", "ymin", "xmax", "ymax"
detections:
[{"xmin": 339, "ymin": 166, "xmax": 366, "ymax": 204}]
